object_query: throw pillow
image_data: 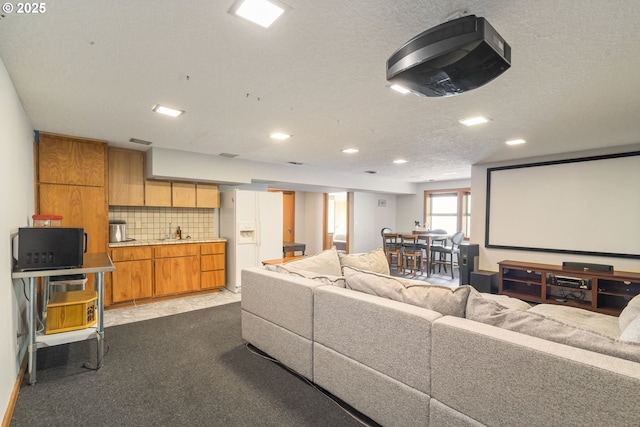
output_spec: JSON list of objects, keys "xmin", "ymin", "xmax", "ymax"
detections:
[
  {"xmin": 338, "ymin": 247, "xmax": 390, "ymax": 275},
  {"xmin": 271, "ymin": 264, "xmax": 346, "ymax": 288},
  {"xmin": 282, "ymin": 246, "xmax": 342, "ymax": 276},
  {"xmin": 465, "ymin": 289, "xmax": 640, "ymax": 363},
  {"xmin": 342, "ymin": 266, "xmax": 471, "ymax": 317},
  {"xmin": 620, "ymin": 316, "xmax": 640, "ymax": 343},
  {"xmin": 619, "ymin": 294, "xmax": 640, "ymax": 332}
]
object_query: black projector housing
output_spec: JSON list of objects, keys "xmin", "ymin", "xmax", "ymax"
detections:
[{"xmin": 386, "ymin": 15, "xmax": 511, "ymax": 97}]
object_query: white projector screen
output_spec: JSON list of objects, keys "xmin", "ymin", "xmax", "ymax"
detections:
[{"xmin": 486, "ymin": 152, "xmax": 640, "ymax": 259}]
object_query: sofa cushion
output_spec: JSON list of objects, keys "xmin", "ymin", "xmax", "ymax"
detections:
[
  {"xmin": 281, "ymin": 246, "xmax": 343, "ymax": 276},
  {"xmin": 620, "ymin": 294, "xmax": 640, "ymax": 332},
  {"xmin": 465, "ymin": 288, "xmax": 640, "ymax": 362},
  {"xmin": 266, "ymin": 264, "xmax": 346, "ymax": 288},
  {"xmin": 342, "ymin": 266, "xmax": 471, "ymax": 317},
  {"xmin": 528, "ymin": 303, "xmax": 621, "ymax": 338},
  {"xmin": 620, "ymin": 316, "xmax": 640, "ymax": 343},
  {"xmin": 338, "ymin": 247, "xmax": 390, "ymax": 275},
  {"xmin": 478, "ymin": 293, "xmax": 532, "ymax": 311}
]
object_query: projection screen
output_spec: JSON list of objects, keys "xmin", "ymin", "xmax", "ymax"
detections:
[{"xmin": 485, "ymin": 151, "xmax": 640, "ymax": 259}]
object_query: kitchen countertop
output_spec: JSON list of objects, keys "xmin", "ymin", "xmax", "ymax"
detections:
[{"xmin": 109, "ymin": 237, "xmax": 226, "ymax": 248}]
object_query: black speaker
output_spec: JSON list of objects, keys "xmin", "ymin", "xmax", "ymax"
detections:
[
  {"xmin": 459, "ymin": 243, "xmax": 479, "ymax": 285},
  {"xmin": 562, "ymin": 261, "xmax": 614, "ymax": 272},
  {"xmin": 470, "ymin": 270, "xmax": 499, "ymax": 293}
]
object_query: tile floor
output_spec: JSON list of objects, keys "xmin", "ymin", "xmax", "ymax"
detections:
[{"xmin": 104, "ymin": 289, "xmax": 241, "ymax": 327}]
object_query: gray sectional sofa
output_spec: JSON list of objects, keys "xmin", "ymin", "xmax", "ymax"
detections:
[{"xmin": 241, "ymin": 248, "xmax": 640, "ymax": 427}]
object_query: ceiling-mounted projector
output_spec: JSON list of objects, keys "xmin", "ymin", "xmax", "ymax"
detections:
[{"xmin": 386, "ymin": 14, "xmax": 511, "ymax": 97}]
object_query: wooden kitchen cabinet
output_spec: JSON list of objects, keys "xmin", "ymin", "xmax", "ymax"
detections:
[
  {"xmin": 201, "ymin": 242, "xmax": 225, "ymax": 289},
  {"xmin": 196, "ymin": 183, "xmax": 220, "ymax": 208},
  {"xmin": 145, "ymin": 180, "xmax": 172, "ymax": 207},
  {"xmin": 108, "ymin": 148, "xmax": 144, "ymax": 206},
  {"xmin": 38, "ymin": 133, "xmax": 106, "ymax": 187},
  {"xmin": 154, "ymin": 244, "xmax": 200, "ymax": 296},
  {"xmin": 110, "ymin": 247, "xmax": 153, "ymax": 303},
  {"xmin": 172, "ymin": 182, "xmax": 197, "ymax": 207},
  {"xmin": 39, "ymin": 184, "xmax": 108, "ymax": 254}
]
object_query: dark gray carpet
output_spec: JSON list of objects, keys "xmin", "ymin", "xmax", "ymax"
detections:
[{"xmin": 11, "ymin": 302, "xmax": 366, "ymax": 426}]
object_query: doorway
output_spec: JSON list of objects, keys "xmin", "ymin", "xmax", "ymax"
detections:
[
  {"xmin": 323, "ymin": 192, "xmax": 349, "ymax": 253},
  {"xmin": 271, "ymin": 189, "xmax": 296, "ymax": 255}
]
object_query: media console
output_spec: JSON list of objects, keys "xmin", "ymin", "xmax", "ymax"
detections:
[{"xmin": 498, "ymin": 260, "xmax": 640, "ymax": 315}]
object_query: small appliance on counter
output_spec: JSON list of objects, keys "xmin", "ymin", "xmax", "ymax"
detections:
[
  {"xmin": 13, "ymin": 227, "xmax": 87, "ymax": 271},
  {"xmin": 109, "ymin": 220, "xmax": 127, "ymax": 242}
]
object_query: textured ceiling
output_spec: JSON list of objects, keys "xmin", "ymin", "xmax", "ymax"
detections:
[{"xmin": 1, "ymin": 0, "xmax": 639, "ymax": 185}]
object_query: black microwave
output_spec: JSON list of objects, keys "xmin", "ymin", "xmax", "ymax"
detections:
[{"xmin": 14, "ymin": 227, "xmax": 87, "ymax": 271}]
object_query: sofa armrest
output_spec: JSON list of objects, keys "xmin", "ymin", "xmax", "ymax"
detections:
[
  {"xmin": 241, "ymin": 267, "xmax": 325, "ymax": 339},
  {"xmin": 431, "ymin": 316, "xmax": 640, "ymax": 427}
]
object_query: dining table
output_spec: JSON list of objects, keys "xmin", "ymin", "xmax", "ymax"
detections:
[{"xmin": 402, "ymin": 231, "xmax": 450, "ymax": 277}]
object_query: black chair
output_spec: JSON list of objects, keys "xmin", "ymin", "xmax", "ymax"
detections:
[
  {"xmin": 428, "ymin": 229, "xmax": 448, "ymax": 272},
  {"xmin": 430, "ymin": 231, "xmax": 465, "ymax": 279}
]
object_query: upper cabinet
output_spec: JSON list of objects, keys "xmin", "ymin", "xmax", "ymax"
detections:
[
  {"xmin": 196, "ymin": 183, "xmax": 220, "ymax": 208},
  {"xmin": 108, "ymin": 148, "xmax": 144, "ymax": 206},
  {"xmin": 144, "ymin": 179, "xmax": 172, "ymax": 207},
  {"xmin": 172, "ymin": 182, "xmax": 196, "ymax": 207},
  {"xmin": 38, "ymin": 133, "xmax": 106, "ymax": 187},
  {"xmin": 107, "ymin": 147, "xmax": 219, "ymax": 208}
]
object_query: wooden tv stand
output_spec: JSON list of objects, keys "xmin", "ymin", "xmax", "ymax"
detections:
[{"xmin": 498, "ymin": 260, "xmax": 640, "ymax": 315}]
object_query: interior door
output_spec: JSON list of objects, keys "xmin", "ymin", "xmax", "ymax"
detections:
[{"xmin": 282, "ymin": 191, "xmax": 295, "ymax": 243}]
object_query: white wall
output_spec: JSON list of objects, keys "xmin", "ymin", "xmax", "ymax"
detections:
[
  {"xmin": 301, "ymin": 192, "xmax": 324, "ymax": 255},
  {"xmin": 1, "ymin": 56, "xmax": 34, "ymax": 420},
  {"xmin": 471, "ymin": 146, "xmax": 640, "ymax": 273},
  {"xmin": 351, "ymin": 192, "xmax": 397, "ymax": 253}
]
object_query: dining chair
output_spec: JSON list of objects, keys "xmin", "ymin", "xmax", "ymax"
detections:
[
  {"xmin": 401, "ymin": 234, "xmax": 422, "ymax": 277},
  {"xmin": 430, "ymin": 231, "xmax": 464, "ymax": 279},
  {"xmin": 428, "ymin": 229, "xmax": 448, "ymax": 272},
  {"xmin": 383, "ymin": 232, "xmax": 402, "ymax": 272}
]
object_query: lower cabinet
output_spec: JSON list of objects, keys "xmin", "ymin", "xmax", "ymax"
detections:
[
  {"xmin": 201, "ymin": 242, "xmax": 225, "ymax": 289},
  {"xmin": 108, "ymin": 241, "xmax": 225, "ymax": 306},
  {"xmin": 110, "ymin": 247, "xmax": 153, "ymax": 304},
  {"xmin": 154, "ymin": 245, "xmax": 200, "ymax": 296}
]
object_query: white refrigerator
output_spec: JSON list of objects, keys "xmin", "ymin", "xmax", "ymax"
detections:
[{"xmin": 219, "ymin": 190, "xmax": 283, "ymax": 293}]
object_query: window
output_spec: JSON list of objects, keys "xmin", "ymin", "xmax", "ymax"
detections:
[{"xmin": 424, "ymin": 188, "xmax": 471, "ymax": 237}]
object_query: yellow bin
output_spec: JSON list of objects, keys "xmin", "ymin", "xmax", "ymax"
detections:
[{"xmin": 46, "ymin": 290, "xmax": 98, "ymax": 334}]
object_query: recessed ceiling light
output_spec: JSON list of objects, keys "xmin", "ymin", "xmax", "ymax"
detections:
[
  {"xmin": 270, "ymin": 132, "xmax": 291, "ymax": 140},
  {"xmin": 390, "ymin": 84, "xmax": 411, "ymax": 95},
  {"xmin": 229, "ymin": 0, "xmax": 290, "ymax": 29},
  {"xmin": 393, "ymin": 159, "xmax": 408, "ymax": 164},
  {"xmin": 341, "ymin": 148, "xmax": 359, "ymax": 154},
  {"xmin": 459, "ymin": 116, "xmax": 489, "ymax": 126},
  {"xmin": 506, "ymin": 139, "xmax": 526, "ymax": 145},
  {"xmin": 152, "ymin": 104, "xmax": 185, "ymax": 118}
]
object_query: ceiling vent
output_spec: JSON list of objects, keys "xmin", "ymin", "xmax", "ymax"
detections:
[{"xmin": 386, "ymin": 15, "xmax": 511, "ymax": 97}]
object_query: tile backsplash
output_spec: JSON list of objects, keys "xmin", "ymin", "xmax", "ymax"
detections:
[{"xmin": 109, "ymin": 206, "xmax": 218, "ymax": 241}]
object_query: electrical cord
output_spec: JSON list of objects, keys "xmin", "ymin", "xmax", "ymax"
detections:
[{"xmin": 244, "ymin": 343, "xmax": 376, "ymax": 427}]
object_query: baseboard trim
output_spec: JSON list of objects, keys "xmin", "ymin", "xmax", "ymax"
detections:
[{"xmin": 1, "ymin": 356, "xmax": 26, "ymax": 427}]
